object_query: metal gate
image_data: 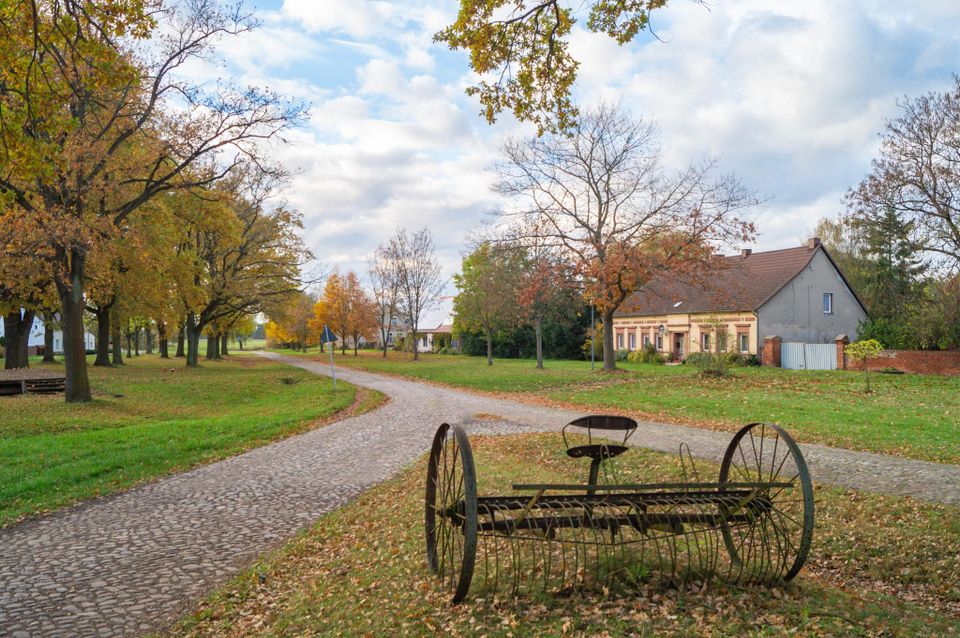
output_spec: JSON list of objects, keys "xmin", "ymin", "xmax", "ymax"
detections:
[{"xmin": 781, "ymin": 343, "xmax": 837, "ymax": 370}]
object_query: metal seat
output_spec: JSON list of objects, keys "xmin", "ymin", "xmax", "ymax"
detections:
[{"xmin": 563, "ymin": 414, "xmax": 637, "ymax": 461}]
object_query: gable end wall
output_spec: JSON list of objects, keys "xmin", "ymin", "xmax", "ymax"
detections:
[{"xmin": 757, "ymin": 249, "xmax": 866, "ymax": 344}]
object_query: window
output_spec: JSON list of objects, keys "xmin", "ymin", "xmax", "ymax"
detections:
[
  {"xmin": 823, "ymin": 293, "xmax": 833, "ymax": 314},
  {"xmin": 628, "ymin": 333, "xmax": 636, "ymax": 350},
  {"xmin": 738, "ymin": 333, "xmax": 749, "ymax": 353},
  {"xmin": 655, "ymin": 334, "xmax": 663, "ymax": 350},
  {"xmin": 702, "ymin": 332, "xmax": 711, "ymax": 351},
  {"xmin": 616, "ymin": 333, "xmax": 624, "ymax": 349},
  {"xmin": 642, "ymin": 334, "xmax": 650, "ymax": 348}
]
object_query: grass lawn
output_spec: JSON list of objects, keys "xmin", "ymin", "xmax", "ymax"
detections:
[
  {"xmin": 0, "ymin": 355, "xmax": 378, "ymax": 527},
  {"xmin": 283, "ymin": 349, "xmax": 960, "ymax": 464},
  {"xmin": 169, "ymin": 433, "xmax": 960, "ymax": 636}
]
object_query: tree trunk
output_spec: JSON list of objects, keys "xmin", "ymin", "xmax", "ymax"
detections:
[
  {"xmin": 412, "ymin": 328, "xmax": 419, "ymax": 361},
  {"xmin": 176, "ymin": 322, "xmax": 185, "ymax": 358},
  {"xmin": 134, "ymin": 327, "xmax": 140, "ymax": 356},
  {"xmin": 43, "ymin": 319, "xmax": 56, "ymax": 363},
  {"xmin": 238, "ymin": 338, "xmax": 244, "ymax": 351},
  {"xmin": 602, "ymin": 309, "xmax": 616, "ymax": 371},
  {"xmin": 157, "ymin": 320, "xmax": 169, "ymax": 359},
  {"xmin": 126, "ymin": 328, "xmax": 132, "ymax": 359},
  {"xmin": 353, "ymin": 335, "xmax": 358, "ymax": 356},
  {"xmin": 146, "ymin": 326, "xmax": 154, "ymax": 354},
  {"xmin": 56, "ymin": 252, "xmax": 92, "ymax": 402},
  {"xmin": 486, "ymin": 333, "xmax": 493, "ymax": 366},
  {"xmin": 93, "ymin": 307, "xmax": 111, "ymax": 366},
  {"xmin": 205, "ymin": 332, "xmax": 220, "ymax": 360},
  {"xmin": 3, "ymin": 310, "xmax": 34, "ymax": 369},
  {"xmin": 111, "ymin": 320, "xmax": 124, "ymax": 366},
  {"xmin": 534, "ymin": 316, "xmax": 544, "ymax": 369},
  {"xmin": 221, "ymin": 332, "xmax": 228, "ymax": 356},
  {"xmin": 185, "ymin": 313, "xmax": 201, "ymax": 367}
]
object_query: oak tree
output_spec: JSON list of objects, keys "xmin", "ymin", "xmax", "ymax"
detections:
[{"xmin": 494, "ymin": 104, "xmax": 756, "ymax": 370}]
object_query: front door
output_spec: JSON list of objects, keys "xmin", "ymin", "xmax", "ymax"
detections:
[{"xmin": 673, "ymin": 333, "xmax": 685, "ymax": 358}]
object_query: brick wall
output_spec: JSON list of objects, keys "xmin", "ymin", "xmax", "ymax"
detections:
[
  {"xmin": 762, "ymin": 336, "xmax": 781, "ymax": 367},
  {"xmin": 846, "ymin": 350, "xmax": 960, "ymax": 376}
]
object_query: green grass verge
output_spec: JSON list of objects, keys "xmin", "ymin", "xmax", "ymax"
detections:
[
  {"xmin": 278, "ymin": 349, "xmax": 960, "ymax": 464},
  {"xmin": 0, "ymin": 355, "xmax": 376, "ymax": 527},
  {"xmin": 169, "ymin": 433, "xmax": 960, "ymax": 637}
]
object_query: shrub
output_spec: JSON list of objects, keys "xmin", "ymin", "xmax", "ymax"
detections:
[
  {"xmin": 627, "ymin": 344, "xmax": 665, "ymax": 364},
  {"xmin": 683, "ymin": 352, "xmax": 712, "ymax": 367},
  {"xmin": 615, "ymin": 349, "xmax": 630, "ymax": 362},
  {"xmin": 846, "ymin": 339, "xmax": 884, "ymax": 392},
  {"xmin": 581, "ymin": 321, "xmax": 604, "ymax": 361}
]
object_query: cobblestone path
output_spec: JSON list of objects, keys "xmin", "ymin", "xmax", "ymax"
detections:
[{"xmin": 2, "ymin": 353, "xmax": 958, "ymax": 637}]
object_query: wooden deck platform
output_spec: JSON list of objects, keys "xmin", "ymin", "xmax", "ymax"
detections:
[{"xmin": 0, "ymin": 368, "xmax": 66, "ymax": 396}]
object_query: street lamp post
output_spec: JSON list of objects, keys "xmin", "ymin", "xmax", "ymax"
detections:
[{"xmin": 590, "ymin": 305, "xmax": 595, "ymax": 370}]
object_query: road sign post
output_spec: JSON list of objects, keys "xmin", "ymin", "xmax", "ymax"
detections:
[{"xmin": 320, "ymin": 325, "xmax": 338, "ymax": 389}]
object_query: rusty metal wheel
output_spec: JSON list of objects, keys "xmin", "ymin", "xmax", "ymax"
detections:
[
  {"xmin": 718, "ymin": 422, "xmax": 814, "ymax": 582},
  {"xmin": 425, "ymin": 423, "xmax": 478, "ymax": 603}
]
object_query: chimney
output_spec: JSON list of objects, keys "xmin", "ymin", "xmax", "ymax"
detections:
[
  {"xmin": 808, "ymin": 237, "xmax": 821, "ymax": 249},
  {"xmin": 741, "ymin": 248, "xmax": 752, "ymax": 258}
]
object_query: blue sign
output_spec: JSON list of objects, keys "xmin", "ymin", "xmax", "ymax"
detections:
[{"xmin": 320, "ymin": 325, "xmax": 338, "ymax": 344}]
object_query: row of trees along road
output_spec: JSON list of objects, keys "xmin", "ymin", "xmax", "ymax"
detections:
[
  {"xmin": 454, "ymin": 104, "xmax": 758, "ymax": 371},
  {"xmin": 814, "ymin": 77, "xmax": 960, "ymax": 350},
  {"xmin": 0, "ymin": 1, "xmax": 307, "ymax": 401},
  {"xmin": 266, "ymin": 227, "xmax": 445, "ymax": 360}
]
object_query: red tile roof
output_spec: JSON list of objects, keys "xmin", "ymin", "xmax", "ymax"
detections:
[{"xmin": 616, "ymin": 244, "xmax": 829, "ymax": 317}]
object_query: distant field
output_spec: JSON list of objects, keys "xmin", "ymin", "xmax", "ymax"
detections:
[
  {"xmin": 0, "ymin": 356, "xmax": 375, "ymax": 527},
  {"xmin": 278, "ymin": 348, "xmax": 960, "ymax": 464}
]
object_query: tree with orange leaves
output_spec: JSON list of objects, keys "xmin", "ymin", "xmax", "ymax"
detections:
[
  {"xmin": 344, "ymin": 272, "xmax": 377, "ymax": 356},
  {"xmin": 495, "ymin": 103, "xmax": 758, "ymax": 370},
  {"xmin": 0, "ymin": 1, "xmax": 303, "ymax": 401}
]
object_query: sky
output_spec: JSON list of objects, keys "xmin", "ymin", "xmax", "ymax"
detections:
[{"xmin": 195, "ymin": 0, "xmax": 960, "ymax": 287}]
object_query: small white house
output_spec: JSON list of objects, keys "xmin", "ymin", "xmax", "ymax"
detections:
[{"xmin": 0, "ymin": 311, "xmax": 96, "ymax": 354}]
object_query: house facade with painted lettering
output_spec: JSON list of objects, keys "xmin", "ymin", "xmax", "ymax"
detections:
[{"xmin": 612, "ymin": 238, "xmax": 868, "ymax": 362}]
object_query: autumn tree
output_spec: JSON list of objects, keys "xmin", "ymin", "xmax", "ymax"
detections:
[
  {"xmin": 509, "ymin": 226, "xmax": 579, "ymax": 368},
  {"xmin": 319, "ymin": 273, "xmax": 350, "ymax": 355},
  {"xmin": 495, "ymin": 104, "xmax": 756, "ymax": 370},
  {"xmin": 453, "ymin": 243, "xmax": 523, "ymax": 365},
  {"xmin": 344, "ymin": 272, "xmax": 376, "ymax": 356},
  {"xmin": 0, "ymin": 211, "xmax": 56, "ymax": 369},
  {"xmin": 0, "ymin": 1, "xmax": 303, "ymax": 401},
  {"xmin": 266, "ymin": 293, "xmax": 315, "ymax": 352},
  {"xmin": 369, "ymin": 243, "xmax": 402, "ymax": 357},
  {"xmin": 387, "ymin": 228, "xmax": 445, "ymax": 361},
  {"xmin": 176, "ymin": 171, "xmax": 310, "ymax": 367},
  {"xmin": 437, "ymin": 1, "xmax": 701, "ymax": 132}
]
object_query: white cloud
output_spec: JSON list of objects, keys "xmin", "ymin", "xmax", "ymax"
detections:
[
  {"xmin": 212, "ymin": 0, "xmax": 960, "ymax": 283},
  {"xmin": 281, "ymin": 0, "xmax": 394, "ymax": 38},
  {"xmin": 571, "ymin": 0, "xmax": 960, "ymax": 248}
]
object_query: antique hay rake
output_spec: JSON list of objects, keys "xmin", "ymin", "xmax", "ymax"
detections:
[{"xmin": 424, "ymin": 416, "xmax": 814, "ymax": 603}]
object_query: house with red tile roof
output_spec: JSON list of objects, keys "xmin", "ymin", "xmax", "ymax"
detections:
[{"xmin": 612, "ymin": 238, "xmax": 868, "ymax": 362}]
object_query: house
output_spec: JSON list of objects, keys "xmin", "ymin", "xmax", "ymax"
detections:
[
  {"xmin": 416, "ymin": 322, "xmax": 461, "ymax": 353},
  {"xmin": 0, "ymin": 311, "xmax": 96, "ymax": 356},
  {"xmin": 612, "ymin": 238, "xmax": 867, "ymax": 362},
  {"xmin": 412, "ymin": 296, "xmax": 460, "ymax": 353}
]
